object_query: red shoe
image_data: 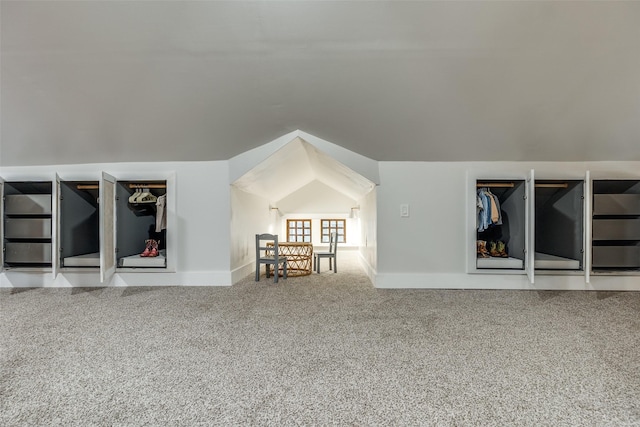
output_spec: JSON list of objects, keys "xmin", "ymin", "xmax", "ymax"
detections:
[
  {"xmin": 148, "ymin": 239, "xmax": 159, "ymax": 257},
  {"xmin": 140, "ymin": 239, "xmax": 153, "ymax": 257}
]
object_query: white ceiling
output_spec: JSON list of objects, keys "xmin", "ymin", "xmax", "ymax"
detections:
[
  {"xmin": 232, "ymin": 137, "xmax": 375, "ymax": 203},
  {"xmin": 2, "ymin": 1, "xmax": 640, "ymax": 166}
]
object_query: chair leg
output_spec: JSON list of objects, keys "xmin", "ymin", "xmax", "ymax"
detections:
[
  {"xmin": 255, "ymin": 264, "xmax": 260, "ymax": 281},
  {"xmin": 273, "ymin": 264, "xmax": 278, "ymax": 283},
  {"xmin": 333, "ymin": 256, "xmax": 337, "ymax": 273},
  {"xmin": 283, "ymin": 260, "xmax": 287, "ymax": 280}
]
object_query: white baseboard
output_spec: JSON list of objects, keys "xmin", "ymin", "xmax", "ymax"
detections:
[
  {"xmin": 374, "ymin": 272, "xmax": 640, "ymax": 291},
  {"xmin": 357, "ymin": 252, "xmax": 377, "ymax": 284},
  {"xmin": 0, "ymin": 271, "xmax": 232, "ymax": 288},
  {"xmin": 231, "ymin": 261, "xmax": 255, "ymax": 284}
]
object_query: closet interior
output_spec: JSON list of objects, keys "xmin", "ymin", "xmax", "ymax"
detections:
[
  {"xmin": 592, "ymin": 180, "xmax": 640, "ymax": 271},
  {"xmin": 59, "ymin": 181, "xmax": 100, "ymax": 268},
  {"xmin": 534, "ymin": 180, "xmax": 583, "ymax": 270},
  {"xmin": 3, "ymin": 181, "xmax": 53, "ymax": 268},
  {"xmin": 476, "ymin": 180, "xmax": 526, "ymax": 269},
  {"xmin": 116, "ymin": 180, "xmax": 167, "ymax": 268}
]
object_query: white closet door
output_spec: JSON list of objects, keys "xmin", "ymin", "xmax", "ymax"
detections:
[
  {"xmin": 52, "ymin": 174, "xmax": 61, "ymax": 278},
  {"xmin": 584, "ymin": 170, "xmax": 592, "ymax": 284},
  {"xmin": 526, "ymin": 169, "xmax": 535, "ymax": 284},
  {"xmin": 100, "ymin": 172, "xmax": 117, "ymax": 283}
]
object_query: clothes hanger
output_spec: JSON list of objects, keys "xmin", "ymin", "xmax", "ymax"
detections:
[
  {"xmin": 136, "ymin": 187, "xmax": 157, "ymax": 204},
  {"xmin": 129, "ymin": 186, "xmax": 142, "ymax": 204}
]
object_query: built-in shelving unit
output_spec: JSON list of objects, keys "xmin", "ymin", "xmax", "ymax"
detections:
[
  {"xmin": 470, "ymin": 171, "xmax": 590, "ymax": 284},
  {"xmin": 3, "ymin": 181, "xmax": 53, "ymax": 269},
  {"xmin": 592, "ymin": 180, "xmax": 640, "ymax": 272}
]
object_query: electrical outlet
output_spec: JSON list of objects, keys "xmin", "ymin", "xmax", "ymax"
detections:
[{"xmin": 400, "ymin": 203, "xmax": 409, "ymax": 217}]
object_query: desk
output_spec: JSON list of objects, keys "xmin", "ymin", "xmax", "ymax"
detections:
[{"xmin": 267, "ymin": 242, "xmax": 313, "ymax": 276}]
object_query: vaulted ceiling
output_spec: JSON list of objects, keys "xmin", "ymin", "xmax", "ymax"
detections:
[
  {"xmin": 2, "ymin": 1, "xmax": 640, "ymax": 167},
  {"xmin": 232, "ymin": 137, "xmax": 375, "ymax": 203}
]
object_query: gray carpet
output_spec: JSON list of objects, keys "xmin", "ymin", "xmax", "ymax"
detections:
[{"xmin": 1, "ymin": 252, "xmax": 640, "ymax": 426}]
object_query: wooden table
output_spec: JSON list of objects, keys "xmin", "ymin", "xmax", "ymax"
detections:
[{"xmin": 267, "ymin": 242, "xmax": 313, "ymax": 276}]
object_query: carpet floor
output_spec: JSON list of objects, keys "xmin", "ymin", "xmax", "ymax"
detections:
[{"xmin": 1, "ymin": 252, "xmax": 640, "ymax": 426}]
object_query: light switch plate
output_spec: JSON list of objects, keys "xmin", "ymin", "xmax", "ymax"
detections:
[{"xmin": 400, "ymin": 203, "xmax": 409, "ymax": 217}]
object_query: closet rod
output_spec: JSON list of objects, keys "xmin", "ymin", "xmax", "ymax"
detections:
[
  {"xmin": 77, "ymin": 184, "xmax": 99, "ymax": 190},
  {"xmin": 535, "ymin": 183, "xmax": 569, "ymax": 189},
  {"xmin": 128, "ymin": 184, "xmax": 166, "ymax": 189},
  {"xmin": 477, "ymin": 183, "xmax": 514, "ymax": 188}
]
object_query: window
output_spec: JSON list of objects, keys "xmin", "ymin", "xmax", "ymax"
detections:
[
  {"xmin": 287, "ymin": 219, "xmax": 311, "ymax": 242},
  {"xmin": 321, "ymin": 219, "xmax": 345, "ymax": 243}
]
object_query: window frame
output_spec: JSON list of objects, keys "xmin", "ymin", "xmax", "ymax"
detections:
[
  {"xmin": 286, "ymin": 219, "xmax": 312, "ymax": 243},
  {"xmin": 321, "ymin": 219, "xmax": 346, "ymax": 244}
]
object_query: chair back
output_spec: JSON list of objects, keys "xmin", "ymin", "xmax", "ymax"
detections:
[
  {"xmin": 329, "ymin": 231, "xmax": 338, "ymax": 254},
  {"xmin": 256, "ymin": 233, "xmax": 279, "ymax": 258}
]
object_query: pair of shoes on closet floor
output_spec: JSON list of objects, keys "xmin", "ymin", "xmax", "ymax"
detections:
[
  {"xmin": 477, "ymin": 240, "xmax": 490, "ymax": 258},
  {"xmin": 140, "ymin": 239, "xmax": 159, "ymax": 257},
  {"xmin": 489, "ymin": 240, "xmax": 508, "ymax": 258}
]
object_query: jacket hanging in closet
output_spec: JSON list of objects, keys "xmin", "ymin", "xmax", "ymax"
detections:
[{"xmin": 477, "ymin": 188, "xmax": 503, "ymax": 232}]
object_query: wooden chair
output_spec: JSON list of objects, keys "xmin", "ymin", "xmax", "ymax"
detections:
[
  {"xmin": 255, "ymin": 234, "xmax": 287, "ymax": 283},
  {"xmin": 314, "ymin": 232, "xmax": 338, "ymax": 273}
]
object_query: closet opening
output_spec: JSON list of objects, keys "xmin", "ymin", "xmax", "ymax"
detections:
[
  {"xmin": 115, "ymin": 180, "xmax": 167, "ymax": 268},
  {"xmin": 534, "ymin": 180, "xmax": 583, "ymax": 271},
  {"xmin": 59, "ymin": 181, "xmax": 100, "ymax": 268},
  {"xmin": 592, "ymin": 180, "xmax": 640, "ymax": 272},
  {"xmin": 3, "ymin": 181, "xmax": 53, "ymax": 269},
  {"xmin": 476, "ymin": 180, "xmax": 526, "ymax": 270}
]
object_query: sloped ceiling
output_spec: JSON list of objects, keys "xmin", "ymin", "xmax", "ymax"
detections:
[
  {"xmin": 2, "ymin": 1, "xmax": 640, "ymax": 166},
  {"xmin": 231, "ymin": 137, "xmax": 375, "ymax": 203}
]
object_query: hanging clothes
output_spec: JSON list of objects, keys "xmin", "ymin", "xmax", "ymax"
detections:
[
  {"xmin": 477, "ymin": 187, "xmax": 503, "ymax": 231},
  {"xmin": 485, "ymin": 188, "xmax": 503, "ymax": 225},
  {"xmin": 477, "ymin": 188, "xmax": 491, "ymax": 232},
  {"xmin": 155, "ymin": 194, "xmax": 167, "ymax": 232}
]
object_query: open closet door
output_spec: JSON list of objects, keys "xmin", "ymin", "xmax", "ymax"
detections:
[
  {"xmin": 584, "ymin": 170, "xmax": 592, "ymax": 284},
  {"xmin": 52, "ymin": 174, "xmax": 61, "ymax": 278},
  {"xmin": 526, "ymin": 169, "xmax": 535, "ymax": 284},
  {"xmin": 100, "ymin": 172, "xmax": 117, "ymax": 283}
]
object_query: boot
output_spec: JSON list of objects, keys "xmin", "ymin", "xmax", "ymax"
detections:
[
  {"xmin": 149, "ymin": 239, "xmax": 159, "ymax": 257},
  {"xmin": 477, "ymin": 240, "xmax": 490, "ymax": 258},
  {"xmin": 140, "ymin": 239, "xmax": 153, "ymax": 257},
  {"xmin": 489, "ymin": 241, "xmax": 500, "ymax": 257},
  {"xmin": 497, "ymin": 240, "xmax": 508, "ymax": 257}
]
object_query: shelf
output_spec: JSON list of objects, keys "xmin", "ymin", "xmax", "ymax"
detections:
[{"xmin": 477, "ymin": 256, "xmax": 524, "ymax": 269}]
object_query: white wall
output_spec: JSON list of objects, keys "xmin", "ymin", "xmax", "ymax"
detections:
[
  {"xmin": 359, "ymin": 187, "xmax": 377, "ymax": 281},
  {"xmin": 276, "ymin": 180, "xmax": 359, "ymax": 247},
  {"xmin": 229, "ymin": 186, "xmax": 274, "ymax": 282},
  {"xmin": 375, "ymin": 160, "xmax": 640, "ymax": 290},
  {"xmin": 6, "ymin": 158, "xmax": 640, "ymax": 291}
]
